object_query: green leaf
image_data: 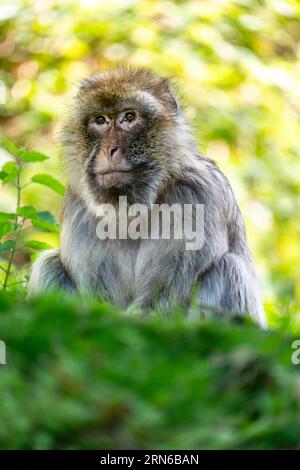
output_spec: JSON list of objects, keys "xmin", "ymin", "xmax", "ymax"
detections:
[
  {"xmin": 19, "ymin": 150, "xmax": 49, "ymax": 162},
  {"xmin": 16, "ymin": 208, "xmax": 59, "ymax": 237},
  {"xmin": 31, "ymin": 174, "xmax": 65, "ymax": 196},
  {"xmin": 0, "ymin": 171, "xmax": 8, "ymax": 180},
  {"xmin": 1, "ymin": 137, "xmax": 19, "ymax": 156},
  {"xmin": 0, "ymin": 222, "xmax": 14, "ymax": 238},
  {"xmin": 17, "ymin": 208, "xmax": 59, "ymax": 228},
  {"xmin": 17, "ymin": 205, "xmax": 37, "ymax": 219},
  {"xmin": 25, "ymin": 240, "xmax": 53, "ymax": 251},
  {"xmin": 36, "ymin": 211, "xmax": 58, "ymax": 225},
  {"xmin": 31, "ymin": 218, "xmax": 60, "ymax": 233},
  {"xmin": 0, "ymin": 212, "xmax": 16, "ymax": 221},
  {"xmin": 1, "ymin": 161, "xmax": 19, "ymax": 183},
  {"xmin": 0, "ymin": 239, "xmax": 15, "ymax": 255},
  {"xmin": 2, "ymin": 162, "xmax": 18, "ymax": 173}
]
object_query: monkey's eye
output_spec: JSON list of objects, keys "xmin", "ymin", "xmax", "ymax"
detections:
[
  {"xmin": 94, "ymin": 115, "xmax": 107, "ymax": 125},
  {"xmin": 124, "ymin": 111, "xmax": 136, "ymax": 122}
]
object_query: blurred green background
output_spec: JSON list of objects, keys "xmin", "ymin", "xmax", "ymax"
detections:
[{"xmin": 0, "ymin": 0, "xmax": 300, "ymax": 325}]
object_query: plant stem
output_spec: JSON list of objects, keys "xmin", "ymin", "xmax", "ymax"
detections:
[
  {"xmin": 3, "ymin": 160, "xmax": 22, "ymax": 290},
  {"xmin": 8, "ymin": 280, "xmax": 27, "ymax": 288},
  {"xmin": 21, "ymin": 182, "xmax": 32, "ymax": 190}
]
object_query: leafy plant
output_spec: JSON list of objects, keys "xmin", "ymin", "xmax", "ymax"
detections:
[
  {"xmin": 0, "ymin": 137, "xmax": 65, "ymax": 291},
  {"xmin": 0, "ymin": 290, "xmax": 299, "ymax": 450}
]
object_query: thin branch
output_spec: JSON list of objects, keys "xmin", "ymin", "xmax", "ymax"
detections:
[
  {"xmin": 21, "ymin": 182, "xmax": 32, "ymax": 190},
  {"xmin": 7, "ymin": 280, "xmax": 27, "ymax": 288},
  {"xmin": 3, "ymin": 159, "xmax": 23, "ymax": 290},
  {"xmin": 18, "ymin": 225, "xmax": 32, "ymax": 233}
]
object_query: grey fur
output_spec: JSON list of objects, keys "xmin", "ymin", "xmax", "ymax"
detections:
[
  {"xmin": 29, "ymin": 248, "xmax": 75, "ymax": 294},
  {"xmin": 28, "ymin": 68, "xmax": 266, "ymax": 327}
]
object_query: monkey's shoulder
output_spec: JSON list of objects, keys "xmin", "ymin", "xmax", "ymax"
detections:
[{"xmin": 171, "ymin": 155, "xmax": 235, "ymax": 205}]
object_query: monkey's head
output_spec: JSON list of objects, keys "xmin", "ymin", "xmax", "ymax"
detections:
[{"xmin": 61, "ymin": 67, "xmax": 195, "ymax": 211}]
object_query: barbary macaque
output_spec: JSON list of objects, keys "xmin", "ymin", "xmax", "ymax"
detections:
[{"xmin": 28, "ymin": 67, "xmax": 266, "ymax": 327}]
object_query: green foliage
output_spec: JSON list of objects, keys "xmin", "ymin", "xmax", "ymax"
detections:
[
  {"xmin": 19, "ymin": 150, "xmax": 49, "ymax": 163},
  {"xmin": 0, "ymin": 291, "xmax": 299, "ymax": 450},
  {"xmin": 0, "ymin": 140, "xmax": 64, "ymax": 290},
  {"xmin": 1, "ymin": 137, "xmax": 19, "ymax": 156},
  {"xmin": 31, "ymin": 174, "xmax": 65, "ymax": 196},
  {"xmin": 0, "ymin": 162, "xmax": 19, "ymax": 184},
  {"xmin": 24, "ymin": 240, "xmax": 52, "ymax": 251},
  {"xmin": 30, "ymin": 218, "xmax": 60, "ymax": 234},
  {"xmin": 0, "ymin": 240, "xmax": 15, "ymax": 255}
]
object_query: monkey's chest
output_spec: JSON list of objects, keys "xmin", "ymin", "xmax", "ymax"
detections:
[
  {"xmin": 71, "ymin": 240, "xmax": 141, "ymax": 304},
  {"xmin": 71, "ymin": 239, "xmax": 169, "ymax": 306}
]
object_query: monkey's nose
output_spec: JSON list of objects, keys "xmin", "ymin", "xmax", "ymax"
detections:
[
  {"xmin": 110, "ymin": 147, "xmax": 118, "ymax": 158},
  {"xmin": 110, "ymin": 146, "xmax": 124, "ymax": 165}
]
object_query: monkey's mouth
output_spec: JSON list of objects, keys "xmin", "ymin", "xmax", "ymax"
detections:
[
  {"xmin": 96, "ymin": 170, "xmax": 133, "ymax": 179},
  {"xmin": 94, "ymin": 169, "xmax": 134, "ymax": 184}
]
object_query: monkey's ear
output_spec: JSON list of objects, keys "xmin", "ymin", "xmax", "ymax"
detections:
[
  {"xmin": 78, "ymin": 73, "xmax": 103, "ymax": 93},
  {"xmin": 161, "ymin": 78, "xmax": 180, "ymax": 115},
  {"xmin": 168, "ymin": 93, "xmax": 179, "ymax": 114},
  {"xmin": 79, "ymin": 77, "xmax": 93, "ymax": 90}
]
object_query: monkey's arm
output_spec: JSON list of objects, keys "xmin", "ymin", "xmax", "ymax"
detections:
[
  {"xmin": 28, "ymin": 249, "xmax": 76, "ymax": 296},
  {"xmin": 133, "ymin": 241, "xmax": 265, "ymax": 327},
  {"xmin": 133, "ymin": 170, "xmax": 266, "ymax": 326},
  {"xmin": 198, "ymin": 252, "xmax": 266, "ymax": 327}
]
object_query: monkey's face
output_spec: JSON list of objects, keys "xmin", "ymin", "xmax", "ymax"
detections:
[
  {"xmin": 61, "ymin": 68, "xmax": 182, "ymax": 207},
  {"xmin": 84, "ymin": 101, "xmax": 161, "ymax": 200}
]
